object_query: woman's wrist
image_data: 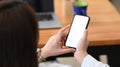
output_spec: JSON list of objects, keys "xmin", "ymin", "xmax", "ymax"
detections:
[
  {"xmin": 41, "ymin": 48, "xmax": 50, "ymax": 58},
  {"xmin": 74, "ymin": 50, "xmax": 88, "ymax": 64},
  {"xmin": 78, "ymin": 51, "xmax": 88, "ymax": 63}
]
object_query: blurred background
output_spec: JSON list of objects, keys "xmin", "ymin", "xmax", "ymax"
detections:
[{"xmin": 5, "ymin": 0, "xmax": 120, "ymax": 67}]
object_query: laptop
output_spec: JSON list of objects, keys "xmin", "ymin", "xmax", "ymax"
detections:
[{"xmin": 29, "ymin": 0, "xmax": 62, "ymax": 29}]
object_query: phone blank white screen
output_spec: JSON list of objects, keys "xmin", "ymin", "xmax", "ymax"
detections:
[{"xmin": 66, "ymin": 15, "xmax": 89, "ymax": 48}]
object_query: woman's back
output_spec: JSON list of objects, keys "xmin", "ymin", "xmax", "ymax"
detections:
[{"xmin": 0, "ymin": 1, "xmax": 39, "ymax": 67}]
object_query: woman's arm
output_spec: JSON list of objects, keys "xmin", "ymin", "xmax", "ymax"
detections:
[
  {"xmin": 81, "ymin": 55, "xmax": 110, "ymax": 67},
  {"xmin": 74, "ymin": 30, "xmax": 110, "ymax": 67}
]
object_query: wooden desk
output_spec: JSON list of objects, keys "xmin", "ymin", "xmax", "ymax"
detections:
[{"xmin": 38, "ymin": 0, "xmax": 120, "ymax": 48}]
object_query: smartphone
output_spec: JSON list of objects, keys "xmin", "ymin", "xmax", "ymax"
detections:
[{"xmin": 65, "ymin": 15, "xmax": 90, "ymax": 48}]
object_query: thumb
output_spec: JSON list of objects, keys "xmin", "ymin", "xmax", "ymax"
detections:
[{"xmin": 59, "ymin": 48, "xmax": 75, "ymax": 54}]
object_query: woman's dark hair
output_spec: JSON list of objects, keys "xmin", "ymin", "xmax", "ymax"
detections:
[{"xmin": 0, "ymin": 1, "xmax": 38, "ymax": 67}]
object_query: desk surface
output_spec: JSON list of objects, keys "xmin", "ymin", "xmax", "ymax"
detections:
[{"xmin": 38, "ymin": 0, "xmax": 120, "ymax": 48}]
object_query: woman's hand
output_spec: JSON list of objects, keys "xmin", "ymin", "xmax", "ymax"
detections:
[
  {"xmin": 41, "ymin": 25, "xmax": 75, "ymax": 58},
  {"xmin": 74, "ymin": 30, "xmax": 88, "ymax": 64}
]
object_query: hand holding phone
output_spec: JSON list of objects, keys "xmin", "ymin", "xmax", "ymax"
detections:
[{"xmin": 65, "ymin": 15, "xmax": 90, "ymax": 48}]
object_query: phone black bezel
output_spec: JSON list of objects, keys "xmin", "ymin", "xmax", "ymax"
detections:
[{"xmin": 65, "ymin": 15, "xmax": 90, "ymax": 48}]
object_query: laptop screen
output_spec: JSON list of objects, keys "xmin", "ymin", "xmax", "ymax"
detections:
[{"xmin": 27, "ymin": 0, "xmax": 54, "ymax": 12}]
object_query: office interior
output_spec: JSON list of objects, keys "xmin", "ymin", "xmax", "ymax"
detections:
[
  {"xmin": 39, "ymin": 0, "xmax": 120, "ymax": 67},
  {"xmin": 3, "ymin": 0, "xmax": 120, "ymax": 67}
]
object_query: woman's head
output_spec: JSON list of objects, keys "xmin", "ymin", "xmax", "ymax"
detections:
[{"xmin": 0, "ymin": 1, "xmax": 38, "ymax": 67}]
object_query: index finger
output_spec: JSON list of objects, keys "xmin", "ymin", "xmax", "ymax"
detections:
[{"xmin": 57, "ymin": 24, "xmax": 70, "ymax": 36}]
